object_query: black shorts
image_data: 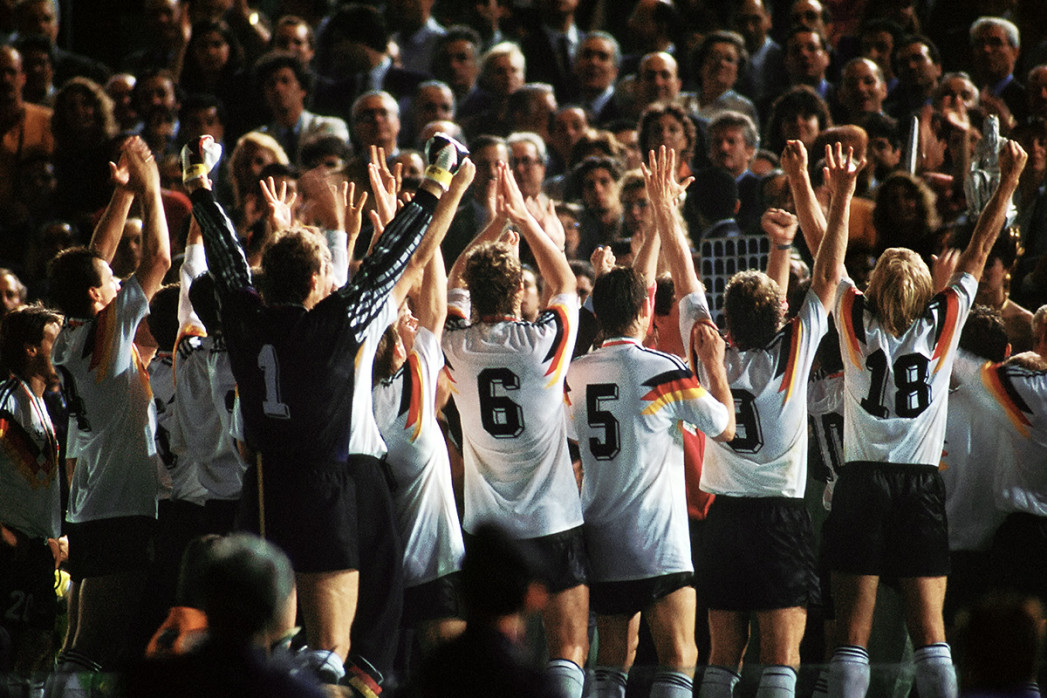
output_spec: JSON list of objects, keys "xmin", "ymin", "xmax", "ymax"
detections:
[
  {"xmin": 590, "ymin": 572, "xmax": 693, "ymax": 616},
  {"xmin": 824, "ymin": 462, "xmax": 950, "ymax": 578},
  {"xmin": 465, "ymin": 525, "xmax": 588, "ymax": 594},
  {"xmin": 65, "ymin": 516, "xmax": 157, "ymax": 583},
  {"xmin": 696, "ymin": 496, "xmax": 820, "ymax": 611},
  {"xmin": 402, "ymin": 573, "xmax": 463, "ymax": 628},
  {"xmin": 0, "ymin": 531, "xmax": 59, "ymax": 632}
]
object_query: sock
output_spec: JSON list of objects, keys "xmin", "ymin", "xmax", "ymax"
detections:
[
  {"xmin": 811, "ymin": 668, "xmax": 829, "ymax": 697},
  {"xmin": 913, "ymin": 643, "xmax": 957, "ymax": 698},
  {"xmin": 698, "ymin": 665, "xmax": 740, "ymax": 698},
  {"xmin": 593, "ymin": 668, "xmax": 627, "ymax": 698},
  {"xmin": 1022, "ymin": 681, "xmax": 1042, "ymax": 696},
  {"xmin": 651, "ymin": 670, "xmax": 694, "ymax": 698},
  {"xmin": 828, "ymin": 645, "xmax": 870, "ymax": 698},
  {"xmin": 547, "ymin": 658, "xmax": 585, "ymax": 698},
  {"xmin": 757, "ymin": 665, "xmax": 797, "ymax": 698}
]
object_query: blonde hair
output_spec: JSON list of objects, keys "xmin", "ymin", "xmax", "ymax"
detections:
[
  {"xmin": 865, "ymin": 248, "xmax": 933, "ymax": 337},
  {"xmin": 230, "ymin": 131, "xmax": 290, "ymax": 206}
]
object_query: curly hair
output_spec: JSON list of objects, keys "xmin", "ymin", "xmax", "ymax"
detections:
[
  {"xmin": 259, "ymin": 227, "xmax": 331, "ymax": 306},
  {"xmin": 865, "ymin": 247, "xmax": 933, "ymax": 337},
  {"xmin": 464, "ymin": 241, "xmax": 522, "ymax": 318},
  {"xmin": 723, "ymin": 270, "xmax": 785, "ymax": 350},
  {"xmin": 638, "ymin": 101, "xmax": 697, "ymax": 162},
  {"xmin": 51, "ymin": 77, "xmax": 117, "ymax": 150},
  {"xmin": 764, "ymin": 85, "xmax": 833, "ymax": 155}
]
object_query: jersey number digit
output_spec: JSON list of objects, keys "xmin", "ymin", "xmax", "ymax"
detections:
[
  {"xmin": 728, "ymin": 389, "xmax": 763, "ymax": 453},
  {"xmin": 586, "ymin": 383, "xmax": 620, "ymax": 460},
  {"xmin": 478, "ymin": 367, "xmax": 524, "ymax": 438},
  {"xmin": 257, "ymin": 345, "xmax": 290, "ymax": 419},
  {"xmin": 859, "ymin": 349, "xmax": 931, "ymax": 419}
]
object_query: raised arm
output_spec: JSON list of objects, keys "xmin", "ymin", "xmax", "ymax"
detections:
[
  {"xmin": 447, "ymin": 176, "xmax": 503, "ymax": 290},
  {"xmin": 125, "ymin": 136, "xmax": 172, "ymax": 301},
  {"xmin": 391, "ymin": 159, "xmax": 476, "ymax": 307},
  {"xmin": 643, "ymin": 146, "xmax": 698, "ymax": 298},
  {"xmin": 90, "ymin": 142, "xmax": 137, "ymax": 263},
  {"xmin": 499, "ymin": 163, "xmax": 575, "ymax": 297},
  {"xmin": 415, "ymin": 247, "xmax": 448, "ymax": 341},
  {"xmin": 762, "ymin": 208, "xmax": 798, "ymax": 294},
  {"xmin": 812, "ymin": 143, "xmax": 863, "ymax": 308},
  {"xmin": 781, "ymin": 140, "xmax": 829, "ymax": 255},
  {"xmin": 956, "ymin": 140, "xmax": 1027, "ymax": 280}
]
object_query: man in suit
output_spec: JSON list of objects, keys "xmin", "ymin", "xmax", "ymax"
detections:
[
  {"xmin": 520, "ymin": 0, "xmax": 583, "ymax": 103},
  {"xmin": 574, "ymin": 32, "xmax": 622, "ymax": 125},
  {"xmin": 256, "ymin": 51, "xmax": 349, "ymax": 168},
  {"xmin": 970, "ymin": 16, "xmax": 1027, "ymax": 127}
]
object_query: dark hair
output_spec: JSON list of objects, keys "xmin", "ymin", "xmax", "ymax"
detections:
[
  {"xmin": 857, "ymin": 112, "xmax": 901, "ymax": 146},
  {"xmin": 893, "ymin": 34, "xmax": 940, "ymax": 74},
  {"xmin": 183, "ymin": 20, "xmax": 244, "ymax": 86},
  {"xmin": 188, "ymin": 272, "xmax": 221, "ymax": 334},
  {"xmin": 133, "ymin": 67, "xmax": 183, "ymax": 112},
  {"xmin": 253, "ymin": 50, "xmax": 314, "ymax": 96},
  {"xmin": 259, "ymin": 228, "xmax": 330, "ymax": 305},
  {"xmin": 147, "ymin": 283, "xmax": 180, "ymax": 352},
  {"xmin": 299, "ymin": 134, "xmax": 351, "ymax": 169},
  {"xmin": 859, "ymin": 18, "xmax": 904, "ymax": 46},
  {"xmin": 723, "ymin": 270, "xmax": 784, "ymax": 350},
  {"xmin": 638, "ymin": 101, "xmax": 697, "ymax": 160},
  {"xmin": 690, "ymin": 166, "xmax": 739, "ymax": 222},
  {"xmin": 319, "ymin": 4, "xmax": 387, "ymax": 57},
  {"xmin": 13, "ymin": 32, "xmax": 53, "ymax": 63},
  {"xmin": 959, "ymin": 305, "xmax": 1009, "ymax": 362},
  {"xmin": 0, "ymin": 304, "xmax": 61, "ymax": 377},
  {"xmin": 179, "ymin": 92, "xmax": 228, "ymax": 127},
  {"xmin": 46, "ymin": 246, "xmax": 104, "ymax": 318},
  {"xmin": 571, "ymin": 156, "xmax": 622, "ymax": 197},
  {"xmin": 592, "ymin": 266, "xmax": 648, "ymax": 337},
  {"xmin": 691, "ymin": 30, "xmax": 749, "ymax": 86},
  {"xmin": 764, "ymin": 85, "xmax": 833, "ymax": 154}
]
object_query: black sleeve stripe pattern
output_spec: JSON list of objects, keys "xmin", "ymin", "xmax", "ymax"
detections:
[
  {"xmin": 337, "ymin": 192, "xmax": 435, "ymax": 343},
  {"xmin": 190, "ymin": 189, "xmax": 252, "ymax": 297},
  {"xmin": 540, "ymin": 305, "xmax": 568, "ymax": 364},
  {"xmin": 642, "ymin": 367, "xmax": 695, "ymax": 388},
  {"xmin": 850, "ymin": 291, "xmax": 866, "ymax": 344},
  {"xmin": 774, "ymin": 321, "xmax": 796, "ymax": 379}
]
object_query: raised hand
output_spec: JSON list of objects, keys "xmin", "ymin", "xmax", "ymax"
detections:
[
  {"xmin": 369, "ymin": 145, "xmax": 402, "ymax": 227},
  {"xmin": 823, "ymin": 142, "xmax": 866, "ymax": 197},
  {"xmin": 691, "ymin": 320, "xmax": 725, "ymax": 368},
  {"xmin": 780, "ymin": 140, "xmax": 809, "ymax": 180},
  {"xmin": 761, "ymin": 208, "xmax": 798, "ymax": 247},
  {"xmin": 123, "ymin": 136, "xmax": 160, "ymax": 194},
  {"xmin": 590, "ymin": 245, "xmax": 616, "ymax": 277},
  {"xmin": 260, "ymin": 175, "xmax": 297, "ymax": 232},
  {"xmin": 641, "ymin": 145, "xmax": 692, "ymax": 209},
  {"xmin": 999, "ymin": 139, "xmax": 1028, "ymax": 184}
]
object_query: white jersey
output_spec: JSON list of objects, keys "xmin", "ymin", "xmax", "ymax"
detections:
[
  {"xmin": 808, "ymin": 369, "xmax": 844, "ymax": 511},
  {"xmin": 151, "ymin": 352, "xmax": 205, "ymax": 504},
  {"xmin": 55, "ymin": 276, "xmax": 161, "ymax": 523},
  {"xmin": 952, "ymin": 353, "xmax": 1047, "ymax": 518},
  {"xmin": 940, "ymin": 358, "xmax": 1009, "ymax": 551},
  {"xmin": 683, "ymin": 290, "xmax": 828, "ymax": 498},
  {"xmin": 566, "ymin": 337, "xmax": 729, "ymax": 582},
  {"xmin": 374, "ymin": 327, "xmax": 465, "ymax": 587},
  {"xmin": 442, "ymin": 289, "xmax": 581, "ymax": 538},
  {"xmin": 833, "ymin": 274, "xmax": 977, "ymax": 466},
  {"xmin": 348, "ymin": 295, "xmax": 396, "ymax": 458},
  {"xmin": 171, "ymin": 243, "xmax": 246, "ymax": 501},
  {"xmin": 0, "ymin": 378, "xmax": 60, "ymax": 539}
]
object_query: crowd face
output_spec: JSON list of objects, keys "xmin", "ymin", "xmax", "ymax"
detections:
[
  {"xmin": 935, "ymin": 74, "xmax": 978, "ymax": 112},
  {"xmin": 183, "ymin": 105, "xmax": 225, "ymax": 144},
  {"xmin": 435, "ymin": 39, "xmax": 479, "ymax": 96},
  {"xmin": 785, "ymin": 30, "xmax": 829, "ymax": 85},
  {"xmin": 0, "ymin": 47, "xmax": 25, "ymax": 108},
  {"xmin": 860, "ymin": 29, "xmax": 895, "ymax": 81},
  {"xmin": 896, "ymin": 41, "xmax": 941, "ymax": 91},
  {"xmin": 734, "ymin": 0, "xmax": 770, "ymax": 54},
  {"xmin": 647, "ymin": 113, "xmax": 690, "ymax": 157},
  {"xmin": 194, "ymin": 29, "xmax": 231, "ymax": 76},
  {"xmin": 638, "ymin": 53, "xmax": 680, "ymax": 106},
  {"xmin": 18, "ymin": 0, "xmax": 58, "ymax": 44},
  {"xmin": 485, "ymin": 53, "xmax": 524, "ymax": 98},
  {"xmin": 575, "ymin": 36, "xmax": 618, "ymax": 94},
  {"xmin": 700, "ymin": 40, "xmax": 741, "ymax": 97},
  {"xmin": 581, "ymin": 166, "xmax": 619, "ymax": 215},
  {"xmin": 106, "ymin": 74, "xmax": 138, "ymax": 129},
  {"xmin": 620, "ymin": 186, "xmax": 651, "ymax": 238},
  {"xmin": 971, "ymin": 23, "xmax": 1019, "ymax": 84},
  {"xmin": 413, "ymin": 85, "xmax": 454, "ymax": 135},
  {"xmin": 840, "ymin": 59, "xmax": 886, "ymax": 115},
  {"xmin": 263, "ymin": 67, "xmax": 307, "ymax": 120},
  {"xmin": 510, "ymin": 140, "xmax": 546, "ymax": 199},
  {"xmin": 790, "ymin": 0, "xmax": 826, "ymax": 36},
  {"xmin": 273, "ymin": 22, "xmax": 315, "ymax": 66},
  {"xmin": 137, "ymin": 74, "xmax": 178, "ymax": 115},
  {"xmin": 145, "ymin": 0, "xmax": 184, "ymax": 47},
  {"xmin": 709, "ymin": 125, "xmax": 754, "ymax": 177},
  {"xmin": 1028, "ymin": 67, "xmax": 1047, "ymax": 118},
  {"xmin": 550, "ymin": 107, "xmax": 588, "ymax": 160},
  {"xmin": 471, "ymin": 142, "xmax": 509, "ymax": 197},
  {"xmin": 353, "ymin": 94, "xmax": 400, "ymax": 149}
]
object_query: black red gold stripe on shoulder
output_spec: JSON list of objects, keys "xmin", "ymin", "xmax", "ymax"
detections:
[
  {"xmin": 839, "ymin": 287, "xmax": 864, "ymax": 368},
  {"xmin": 0, "ymin": 412, "xmax": 56, "ymax": 488},
  {"xmin": 405, "ymin": 353, "xmax": 425, "ymax": 442},
  {"xmin": 640, "ymin": 368, "xmax": 707, "ymax": 415},
  {"xmin": 542, "ymin": 303, "xmax": 571, "ymax": 388},
  {"xmin": 776, "ymin": 318, "xmax": 804, "ymax": 406},
  {"xmin": 930, "ymin": 289, "xmax": 960, "ymax": 374},
  {"xmin": 981, "ymin": 363, "xmax": 1034, "ymax": 437}
]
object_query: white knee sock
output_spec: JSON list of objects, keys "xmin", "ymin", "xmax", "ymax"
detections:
[
  {"xmin": 698, "ymin": 665, "xmax": 740, "ymax": 698},
  {"xmin": 913, "ymin": 643, "xmax": 958, "ymax": 698},
  {"xmin": 651, "ymin": 670, "xmax": 694, "ymax": 698},
  {"xmin": 593, "ymin": 668, "xmax": 628, "ymax": 698},
  {"xmin": 547, "ymin": 658, "xmax": 585, "ymax": 698},
  {"xmin": 756, "ymin": 665, "xmax": 797, "ymax": 698},
  {"xmin": 828, "ymin": 645, "xmax": 870, "ymax": 698}
]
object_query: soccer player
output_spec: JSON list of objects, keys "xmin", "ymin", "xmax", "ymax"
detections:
[
  {"xmin": 822, "ymin": 140, "xmax": 1027, "ymax": 698},
  {"xmin": 566, "ymin": 233, "xmax": 734, "ymax": 698},
  {"xmin": 0, "ymin": 305, "xmax": 63, "ymax": 689},
  {"xmin": 442, "ymin": 163, "xmax": 588, "ymax": 698},
  {"xmin": 47, "ymin": 135, "xmax": 172, "ymax": 675},
  {"xmin": 372, "ymin": 176, "xmax": 472, "ymax": 655},
  {"xmin": 184, "ymin": 132, "xmax": 469, "ymax": 684}
]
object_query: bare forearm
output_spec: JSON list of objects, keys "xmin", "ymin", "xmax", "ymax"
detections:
[
  {"xmin": 654, "ymin": 203, "xmax": 699, "ymax": 297},
  {"xmin": 90, "ymin": 189, "xmax": 134, "ymax": 263},
  {"xmin": 789, "ymin": 170, "xmax": 827, "ymax": 254},
  {"xmin": 517, "ymin": 212, "xmax": 573, "ymax": 295},
  {"xmin": 959, "ymin": 177, "xmax": 1019, "ymax": 278},
  {"xmin": 137, "ymin": 186, "xmax": 173, "ymax": 299},
  {"xmin": 812, "ymin": 192, "xmax": 850, "ymax": 306}
]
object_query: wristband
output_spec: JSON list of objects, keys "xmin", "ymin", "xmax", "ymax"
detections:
[
  {"xmin": 776, "ymin": 243, "xmax": 792, "ymax": 250},
  {"xmin": 424, "ymin": 165, "xmax": 453, "ymax": 189}
]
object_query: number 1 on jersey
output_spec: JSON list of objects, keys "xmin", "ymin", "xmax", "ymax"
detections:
[{"xmin": 258, "ymin": 344, "xmax": 290, "ymax": 419}]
